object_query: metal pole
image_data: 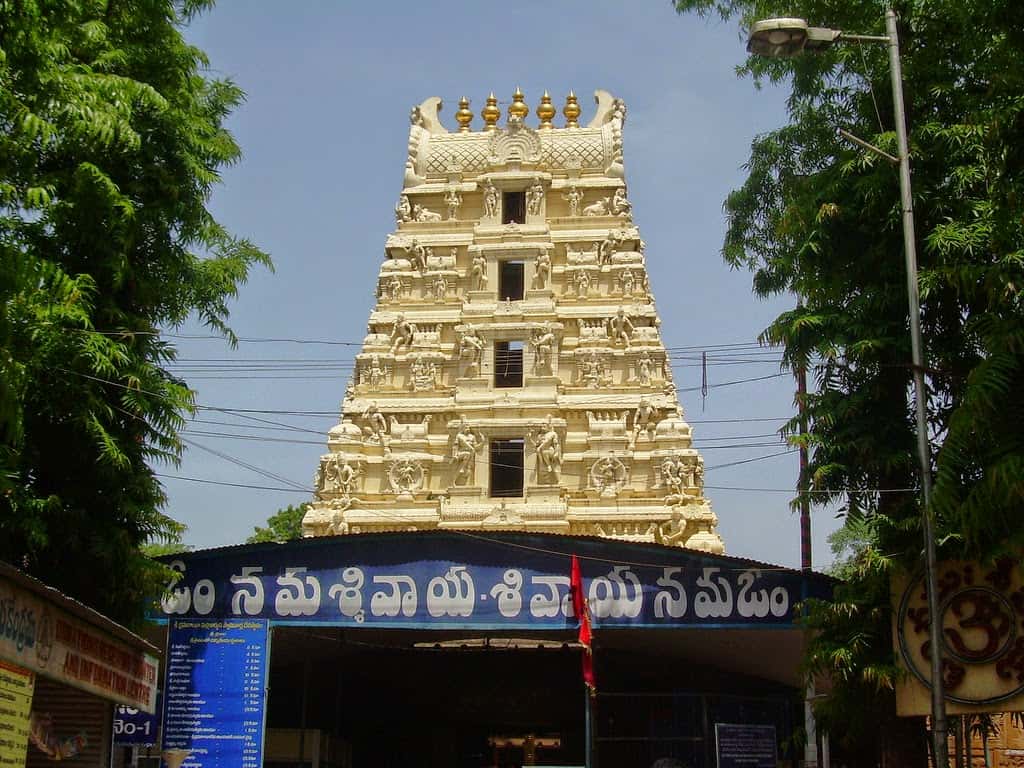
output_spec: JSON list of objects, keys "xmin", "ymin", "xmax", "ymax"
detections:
[
  {"xmin": 797, "ymin": 361, "xmax": 820, "ymax": 768},
  {"xmin": 797, "ymin": 363, "xmax": 812, "ymax": 572},
  {"xmin": 584, "ymin": 688, "xmax": 593, "ymax": 768},
  {"xmin": 885, "ymin": 8, "xmax": 948, "ymax": 766}
]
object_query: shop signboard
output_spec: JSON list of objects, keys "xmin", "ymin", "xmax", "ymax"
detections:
[
  {"xmin": 0, "ymin": 574, "xmax": 159, "ymax": 713},
  {"xmin": 161, "ymin": 620, "xmax": 269, "ymax": 768}
]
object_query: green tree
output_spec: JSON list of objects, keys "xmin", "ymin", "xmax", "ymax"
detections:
[
  {"xmin": 673, "ymin": 0, "xmax": 1023, "ymax": 761},
  {"xmin": 247, "ymin": 503, "xmax": 307, "ymax": 544},
  {"xmin": 0, "ymin": 0, "xmax": 270, "ymax": 624}
]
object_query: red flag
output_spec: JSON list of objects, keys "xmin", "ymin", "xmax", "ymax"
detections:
[{"xmin": 570, "ymin": 555, "xmax": 595, "ymax": 694}]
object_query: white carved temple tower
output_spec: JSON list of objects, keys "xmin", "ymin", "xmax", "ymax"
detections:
[{"xmin": 301, "ymin": 88, "xmax": 724, "ymax": 554}]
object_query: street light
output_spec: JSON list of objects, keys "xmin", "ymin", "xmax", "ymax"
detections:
[{"xmin": 747, "ymin": 9, "xmax": 948, "ymax": 768}]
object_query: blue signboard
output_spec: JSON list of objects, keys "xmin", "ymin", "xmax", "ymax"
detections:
[
  {"xmin": 154, "ymin": 533, "xmax": 829, "ymax": 630},
  {"xmin": 714, "ymin": 724, "xmax": 777, "ymax": 768},
  {"xmin": 113, "ymin": 694, "xmax": 160, "ymax": 746},
  {"xmin": 161, "ymin": 620, "xmax": 269, "ymax": 768}
]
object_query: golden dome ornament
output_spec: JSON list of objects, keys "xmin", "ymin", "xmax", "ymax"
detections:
[
  {"xmin": 563, "ymin": 90, "xmax": 581, "ymax": 128},
  {"xmin": 481, "ymin": 92, "xmax": 501, "ymax": 131},
  {"xmin": 508, "ymin": 87, "xmax": 529, "ymax": 121},
  {"xmin": 536, "ymin": 91, "xmax": 555, "ymax": 129},
  {"xmin": 455, "ymin": 96, "xmax": 473, "ymax": 132}
]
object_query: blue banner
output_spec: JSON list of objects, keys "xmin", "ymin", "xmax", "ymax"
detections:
[
  {"xmin": 155, "ymin": 533, "xmax": 828, "ymax": 630},
  {"xmin": 161, "ymin": 620, "xmax": 269, "ymax": 768}
]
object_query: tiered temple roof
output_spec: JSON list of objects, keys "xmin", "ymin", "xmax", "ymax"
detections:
[{"xmin": 301, "ymin": 89, "xmax": 724, "ymax": 554}]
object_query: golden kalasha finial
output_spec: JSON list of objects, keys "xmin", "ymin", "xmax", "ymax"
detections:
[
  {"xmin": 536, "ymin": 91, "xmax": 555, "ymax": 129},
  {"xmin": 563, "ymin": 90, "xmax": 581, "ymax": 128},
  {"xmin": 508, "ymin": 86, "xmax": 529, "ymax": 120},
  {"xmin": 481, "ymin": 92, "xmax": 501, "ymax": 131},
  {"xmin": 455, "ymin": 96, "xmax": 473, "ymax": 132}
]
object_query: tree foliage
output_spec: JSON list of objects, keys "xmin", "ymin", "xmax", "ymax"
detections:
[
  {"xmin": 247, "ymin": 503, "xmax": 307, "ymax": 544},
  {"xmin": 674, "ymin": 0, "xmax": 1024, "ymax": 759},
  {"xmin": 0, "ymin": 0, "xmax": 270, "ymax": 624}
]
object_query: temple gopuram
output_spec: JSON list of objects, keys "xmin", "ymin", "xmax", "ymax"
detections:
[{"xmin": 301, "ymin": 88, "xmax": 723, "ymax": 555}]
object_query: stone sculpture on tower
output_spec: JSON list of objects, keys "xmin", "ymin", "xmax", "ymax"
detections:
[{"xmin": 301, "ymin": 88, "xmax": 724, "ymax": 554}]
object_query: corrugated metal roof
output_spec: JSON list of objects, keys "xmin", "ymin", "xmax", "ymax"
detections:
[{"xmin": 0, "ymin": 561, "xmax": 158, "ymax": 653}]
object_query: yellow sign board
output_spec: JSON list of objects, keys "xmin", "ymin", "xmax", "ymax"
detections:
[
  {"xmin": 0, "ymin": 660, "xmax": 35, "ymax": 768},
  {"xmin": 893, "ymin": 560, "xmax": 1024, "ymax": 716}
]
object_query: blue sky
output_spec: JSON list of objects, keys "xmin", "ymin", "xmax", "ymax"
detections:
[{"xmin": 166, "ymin": 1, "xmax": 842, "ymax": 569}]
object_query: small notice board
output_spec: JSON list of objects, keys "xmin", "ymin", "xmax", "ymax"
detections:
[{"xmin": 714, "ymin": 723, "xmax": 776, "ymax": 768}]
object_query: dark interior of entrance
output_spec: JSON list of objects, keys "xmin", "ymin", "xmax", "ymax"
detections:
[
  {"xmin": 263, "ymin": 628, "xmax": 799, "ymax": 768},
  {"xmin": 266, "ymin": 630, "xmax": 585, "ymax": 768}
]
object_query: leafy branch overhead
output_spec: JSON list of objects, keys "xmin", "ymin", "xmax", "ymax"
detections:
[
  {"xmin": 0, "ymin": 0, "xmax": 270, "ymax": 624},
  {"xmin": 675, "ymin": 0, "xmax": 1023, "ymax": 761}
]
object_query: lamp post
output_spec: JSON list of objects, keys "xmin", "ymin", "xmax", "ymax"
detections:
[{"xmin": 747, "ymin": 9, "xmax": 948, "ymax": 767}]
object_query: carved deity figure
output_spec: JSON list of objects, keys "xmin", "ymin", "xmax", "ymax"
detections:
[
  {"xmin": 388, "ymin": 458, "xmax": 424, "ymax": 496},
  {"xmin": 526, "ymin": 176, "xmax": 545, "ymax": 216},
  {"xmin": 591, "ymin": 456, "xmax": 626, "ymax": 497},
  {"xmin": 470, "ymin": 253, "xmax": 488, "ymax": 290},
  {"xmin": 389, "ymin": 313, "xmax": 416, "ymax": 353},
  {"xmin": 661, "ymin": 455, "xmax": 687, "ymax": 496},
  {"xmin": 610, "ymin": 187, "xmax": 633, "ymax": 218},
  {"xmin": 413, "ymin": 203, "xmax": 443, "ymax": 223},
  {"xmin": 459, "ymin": 324, "xmax": 485, "ymax": 375},
  {"xmin": 563, "ymin": 185, "xmax": 584, "ymax": 217},
  {"xmin": 531, "ymin": 417, "xmax": 562, "ymax": 480},
  {"xmin": 620, "ymin": 268, "xmax": 636, "ymax": 297},
  {"xmin": 366, "ymin": 354, "xmax": 388, "ymax": 389},
  {"xmin": 582, "ymin": 197, "xmax": 610, "ymax": 216},
  {"xmin": 387, "ymin": 276, "xmax": 404, "ymax": 302},
  {"xmin": 657, "ymin": 508, "xmax": 689, "ymax": 548},
  {"xmin": 598, "ymin": 229, "xmax": 624, "ymax": 265},
  {"xmin": 631, "ymin": 397, "xmax": 660, "ymax": 447},
  {"xmin": 444, "ymin": 188, "xmax": 463, "ymax": 220},
  {"xmin": 334, "ymin": 457, "xmax": 359, "ymax": 495},
  {"xmin": 483, "ymin": 180, "xmax": 499, "ymax": 219},
  {"xmin": 432, "ymin": 274, "xmax": 447, "ymax": 301},
  {"xmin": 574, "ymin": 270, "xmax": 591, "ymax": 298},
  {"xmin": 580, "ymin": 351, "xmax": 605, "ymax": 389},
  {"xmin": 533, "ymin": 251, "xmax": 551, "ymax": 289},
  {"xmin": 410, "ymin": 354, "xmax": 436, "ymax": 391},
  {"xmin": 452, "ymin": 422, "xmax": 484, "ymax": 484},
  {"xmin": 407, "ymin": 238, "xmax": 428, "ymax": 273},
  {"xmin": 608, "ymin": 307, "xmax": 635, "ymax": 348},
  {"xmin": 638, "ymin": 351, "xmax": 653, "ymax": 385},
  {"xmin": 530, "ymin": 322, "xmax": 556, "ymax": 375},
  {"xmin": 363, "ymin": 402, "xmax": 389, "ymax": 443},
  {"xmin": 394, "ymin": 194, "xmax": 412, "ymax": 224}
]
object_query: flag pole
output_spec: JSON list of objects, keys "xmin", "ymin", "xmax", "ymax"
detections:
[{"xmin": 585, "ymin": 684, "xmax": 593, "ymax": 768}]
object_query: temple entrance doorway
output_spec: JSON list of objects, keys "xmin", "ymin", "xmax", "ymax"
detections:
[{"xmin": 264, "ymin": 627, "xmax": 586, "ymax": 768}]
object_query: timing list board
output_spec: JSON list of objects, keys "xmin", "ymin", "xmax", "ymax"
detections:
[{"xmin": 162, "ymin": 620, "xmax": 269, "ymax": 768}]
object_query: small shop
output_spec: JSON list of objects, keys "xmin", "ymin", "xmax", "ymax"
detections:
[
  {"xmin": 0, "ymin": 562, "xmax": 159, "ymax": 768},
  {"xmin": 150, "ymin": 531, "xmax": 831, "ymax": 768}
]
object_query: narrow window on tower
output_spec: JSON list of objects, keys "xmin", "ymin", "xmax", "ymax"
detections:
[
  {"xmin": 498, "ymin": 260, "xmax": 524, "ymax": 301},
  {"xmin": 494, "ymin": 341, "xmax": 523, "ymax": 388},
  {"xmin": 490, "ymin": 438, "xmax": 524, "ymax": 498},
  {"xmin": 503, "ymin": 191, "xmax": 525, "ymax": 224}
]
